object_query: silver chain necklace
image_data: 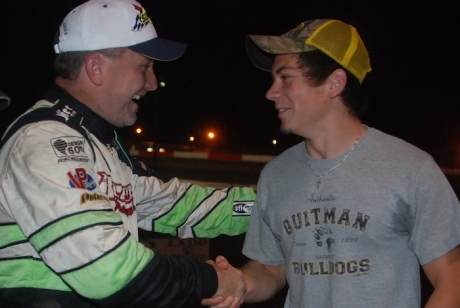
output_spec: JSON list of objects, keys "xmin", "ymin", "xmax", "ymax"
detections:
[{"xmin": 305, "ymin": 125, "xmax": 364, "ymax": 189}]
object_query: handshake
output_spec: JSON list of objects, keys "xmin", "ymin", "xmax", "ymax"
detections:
[
  {"xmin": 201, "ymin": 255, "xmax": 248, "ymax": 308},
  {"xmin": 201, "ymin": 255, "xmax": 285, "ymax": 307}
]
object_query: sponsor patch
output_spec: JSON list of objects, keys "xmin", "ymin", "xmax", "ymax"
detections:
[
  {"xmin": 98, "ymin": 172, "xmax": 136, "ymax": 216},
  {"xmin": 68, "ymin": 168, "xmax": 97, "ymax": 191},
  {"xmin": 55, "ymin": 105, "xmax": 76, "ymax": 122},
  {"xmin": 233, "ymin": 201, "xmax": 253, "ymax": 216},
  {"xmin": 80, "ymin": 193, "xmax": 109, "ymax": 206},
  {"xmin": 51, "ymin": 136, "xmax": 89, "ymax": 163}
]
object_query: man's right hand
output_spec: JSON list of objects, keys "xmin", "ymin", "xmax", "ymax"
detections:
[{"xmin": 201, "ymin": 255, "xmax": 246, "ymax": 308}]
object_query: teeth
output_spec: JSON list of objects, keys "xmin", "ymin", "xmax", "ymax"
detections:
[
  {"xmin": 279, "ymin": 108, "xmax": 286, "ymax": 112},
  {"xmin": 133, "ymin": 95, "xmax": 141, "ymax": 100}
]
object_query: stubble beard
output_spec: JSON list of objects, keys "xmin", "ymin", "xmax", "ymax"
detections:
[{"xmin": 123, "ymin": 113, "xmax": 137, "ymax": 127}]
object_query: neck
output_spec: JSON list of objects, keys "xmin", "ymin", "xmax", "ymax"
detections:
[
  {"xmin": 305, "ymin": 121, "xmax": 366, "ymax": 159},
  {"xmin": 55, "ymin": 77, "xmax": 102, "ymax": 116}
]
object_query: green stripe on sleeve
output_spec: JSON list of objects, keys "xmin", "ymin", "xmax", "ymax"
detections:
[
  {"xmin": 153, "ymin": 185, "xmax": 218, "ymax": 236},
  {"xmin": 29, "ymin": 211, "xmax": 122, "ymax": 252},
  {"xmin": 153, "ymin": 186, "xmax": 255, "ymax": 238},
  {"xmin": 0, "ymin": 258, "xmax": 71, "ymax": 291},
  {"xmin": 61, "ymin": 236, "xmax": 154, "ymax": 299},
  {"xmin": 193, "ymin": 187, "xmax": 254, "ymax": 238},
  {"xmin": 0, "ymin": 224, "xmax": 27, "ymax": 248}
]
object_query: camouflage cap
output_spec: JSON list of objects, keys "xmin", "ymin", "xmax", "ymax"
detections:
[{"xmin": 246, "ymin": 19, "xmax": 371, "ymax": 83}]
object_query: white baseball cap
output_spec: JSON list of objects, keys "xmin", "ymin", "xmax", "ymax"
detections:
[{"xmin": 54, "ymin": 0, "xmax": 187, "ymax": 61}]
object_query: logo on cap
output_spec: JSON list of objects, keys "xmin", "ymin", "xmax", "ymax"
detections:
[{"xmin": 132, "ymin": 5, "xmax": 151, "ymax": 32}]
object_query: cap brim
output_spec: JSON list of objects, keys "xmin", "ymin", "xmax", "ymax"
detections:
[
  {"xmin": 129, "ymin": 37, "xmax": 187, "ymax": 61},
  {"xmin": 246, "ymin": 36, "xmax": 273, "ymax": 71},
  {"xmin": 246, "ymin": 35, "xmax": 317, "ymax": 71}
]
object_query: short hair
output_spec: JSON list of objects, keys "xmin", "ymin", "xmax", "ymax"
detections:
[
  {"xmin": 54, "ymin": 48, "xmax": 125, "ymax": 80},
  {"xmin": 296, "ymin": 50, "xmax": 369, "ymax": 118}
]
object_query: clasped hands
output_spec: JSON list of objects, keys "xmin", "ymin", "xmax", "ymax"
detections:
[{"xmin": 201, "ymin": 255, "xmax": 246, "ymax": 308}]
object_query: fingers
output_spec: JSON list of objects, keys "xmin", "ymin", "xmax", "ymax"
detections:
[
  {"xmin": 213, "ymin": 263, "xmax": 245, "ymax": 302},
  {"xmin": 203, "ymin": 256, "xmax": 246, "ymax": 307},
  {"xmin": 206, "ymin": 255, "xmax": 230, "ymax": 270},
  {"xmin": 202, "ymin": 295, "xmax": 241, "ymax": 308},
  {"xmin": 229, "ymin": 296, "xmax": 242, "ymax": 308},
  {"xmin": 206, "ymin": 260, "xmax": 217, "ymax": 266},
  {"xmin": 201, "ymin": 295, "xmax": 224, "ymax": 306},
  {"xmin": 216, "ymin": 295, "xmax": 235, "ymax": 308},
  {"xmin": 215, "ymin": 255, "xmax": 230, "ymax": 270}
]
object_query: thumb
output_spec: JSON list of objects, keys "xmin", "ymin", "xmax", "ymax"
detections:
[{"xmin": 215, "ymin": 255, "xmax": 230, "ymax": 270}]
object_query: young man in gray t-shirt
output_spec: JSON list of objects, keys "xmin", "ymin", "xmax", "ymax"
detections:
[{"xmin": 202, "ymin": 19, "xmax": 460, "ymax": 308}]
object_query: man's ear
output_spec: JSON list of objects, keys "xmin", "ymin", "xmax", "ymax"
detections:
[
  {"xmin": 328, "ymin": 68, "xmax": 347, "ymax": 98},
  {"xmin": 84, "ymin": 53, "xmax": 104, "ymax": 86}
]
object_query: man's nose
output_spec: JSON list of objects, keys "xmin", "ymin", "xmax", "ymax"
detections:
[{"xmin": 145, "ymin": 67, "xmax": 158, "ymax": 92}]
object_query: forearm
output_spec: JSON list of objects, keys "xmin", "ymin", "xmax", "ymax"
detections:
[
  {"xmin": 99, "ymin": 252, "xmax": 217, "ymax": 307},
  {"xmin": 139, "ymin": 181, "xmax": 255, "ymax": 238},
  {"xmin": 424, "ymin": 286, "xmax": 460, "ymax": 308},
  {"xmin": 241, "ymin": 260, "xmax": 286, "ymax": 303}
]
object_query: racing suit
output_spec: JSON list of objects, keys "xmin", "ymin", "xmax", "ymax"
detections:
[{"xmin": 0, "ymin": 84, "xmax": 255, "ymax": 307}]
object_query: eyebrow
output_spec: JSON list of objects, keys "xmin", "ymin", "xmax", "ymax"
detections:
[{"xmin": 273, "ymin": 65, "xmax": 296, "ymax": 77}]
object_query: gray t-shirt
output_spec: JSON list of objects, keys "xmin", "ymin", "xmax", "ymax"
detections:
[{"xmin": 242, "ymin": 127, "xmax": 460, "ymax": 308}]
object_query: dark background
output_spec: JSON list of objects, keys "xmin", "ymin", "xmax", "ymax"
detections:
[
  {"xmin": 0, "ymin": 0, "xmax": 459, "ymax": 165},
  {"xmin": 0, "ymin": 1, "xmax": 456, "ymax": 306}
]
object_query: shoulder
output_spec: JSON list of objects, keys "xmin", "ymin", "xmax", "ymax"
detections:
[
  {"xmin": 359, "ymin": 127, "xmax": 442, "ymax": 181},
  {"xmin": 364, "ymin": 127, "xmax": 432, "ymax": 160},
  {"xmin": 1, "ymin": 100, "xmax": 93, "ymax": 164},
  {"xmin": 261, "ymin": 142, "xmax": 305, "ymax": 174},
  {"xmin": 2, "ymin": 100, "xmax": 81, "ymax": 142},
  {"xmin": 3, "ymin": 120, "xmax": 91, "ymax": 166}
]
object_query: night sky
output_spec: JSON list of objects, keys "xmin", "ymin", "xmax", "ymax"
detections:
[{"xmin": 0, "ymin": 0, "xmax": 458, "ymax": 165}]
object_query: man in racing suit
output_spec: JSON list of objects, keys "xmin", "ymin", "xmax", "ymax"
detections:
[{"xmin": 0, "ymin": 0, "xmax": 253, "ymax": 307}]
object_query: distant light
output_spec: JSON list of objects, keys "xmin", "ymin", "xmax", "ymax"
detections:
[
  {"xmin": 147, "ymin": 147, "xmax": 154, "ymax": 152},
  {"xmin": 190, "ymin": 136, "xmax": 195, "ymax": 142},
  {"xmin": 208, "ymin": 132, "xmax": 215, "ymax": 139},
  {"xmin": 160, "ymin": 82, "xmax": 166, "ymax": 87},
  {"xmin": 159, "ymin": 148, "xmax": 166, "ymax": 153},
  {"xmin": 272, "ymin": 139, "xmax": 277, "ymax": 145},
  {"xmin": 136, "ymin": 128, "xmax": 142, "ymax": 134}
]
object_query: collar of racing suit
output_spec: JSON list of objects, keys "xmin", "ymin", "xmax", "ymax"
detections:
[
  {"xmin": 44, "ymin": 84, "xmax": 117, "ymax": 143},
  {"xmin": 0, "ymin": 84, "xmax": 135, "ymax": 171}
]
